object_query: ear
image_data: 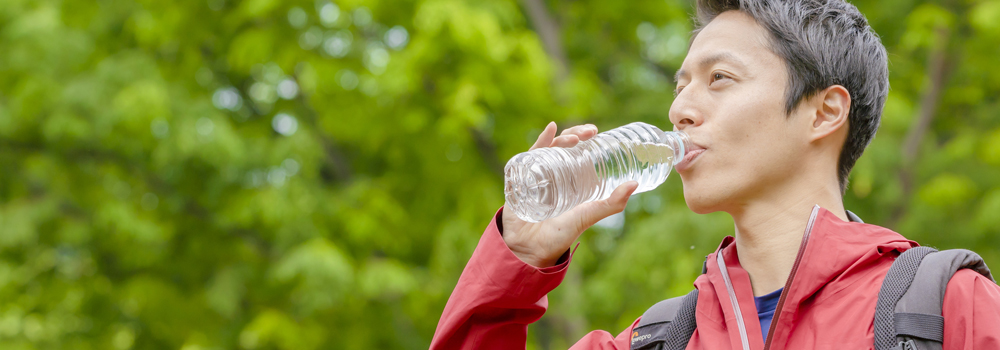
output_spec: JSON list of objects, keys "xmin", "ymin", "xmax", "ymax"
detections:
[{"xmin": 808, "ymin": 85, "xmax": 851, "ymax": 142}]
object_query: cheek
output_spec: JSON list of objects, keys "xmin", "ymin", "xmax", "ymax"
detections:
[
  {"xmin": 709, "ymin": 116, "xmax": 791, "ymax": 181},
  {"xmin": 715, "ymin": 119, "xmax": 760, "ymax": 163}
]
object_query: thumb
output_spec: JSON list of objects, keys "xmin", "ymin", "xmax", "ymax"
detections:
[{"xmin": 566, "ymin": 181, "xmax": 639, "ymax": 231}]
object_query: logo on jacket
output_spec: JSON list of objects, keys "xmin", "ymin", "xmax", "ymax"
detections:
[{"xmin": 631, "ymin": 331, "xmax": 651, "ymax": 344}]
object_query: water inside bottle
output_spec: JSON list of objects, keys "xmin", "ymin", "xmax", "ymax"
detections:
[
  {"xmin": 505, "ymin": 122, "xmax": 683, "ymax": 222},
  {"xmin": 506, "ymin": 141, "xmax": 675, "ymax": 222},
  {"xmin": 586, "ymin": 140, "xmax": 674, "ymax": 201}
]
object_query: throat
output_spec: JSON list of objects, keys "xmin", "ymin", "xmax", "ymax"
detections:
[{"xmin": 732, "ymin": 208, "xmax": 816, "ymax": 297}]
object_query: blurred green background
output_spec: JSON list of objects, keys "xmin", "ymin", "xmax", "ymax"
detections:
[{"xmin": 1, "ymin": 0, "xmax": 998, "ymax": 348}]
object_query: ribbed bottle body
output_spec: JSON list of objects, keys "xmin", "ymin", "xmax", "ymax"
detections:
[{"xmin": 504, "ymin": 122, "xmax": 684, "ymax": 223}]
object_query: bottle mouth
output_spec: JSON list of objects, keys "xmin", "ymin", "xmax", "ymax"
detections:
[
  {"xmin": 662, "ymin": 131, "xmax": 690, "ymax": 166},
  {"xmin": 504, "ymin": 152, "xmax": 555, "ymax": 222}
]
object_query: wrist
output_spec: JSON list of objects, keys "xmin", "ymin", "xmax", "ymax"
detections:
[
  {"xmin": 497, "ymin": 206, "xmax": 566, "ymax": 268},
  {"xmin": 503, "ymin": 234, "xmax": 560, "ymax": 268}
]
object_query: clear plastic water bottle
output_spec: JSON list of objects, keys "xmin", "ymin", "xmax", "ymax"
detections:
[{"xmin": 504, "ymin": 122, "xmax": 690, "ymax": 223}]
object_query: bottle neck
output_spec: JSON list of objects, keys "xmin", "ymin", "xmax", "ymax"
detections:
[{"xmin": 660, "ymin": 131, "xmax": 690, "ymax": 165}]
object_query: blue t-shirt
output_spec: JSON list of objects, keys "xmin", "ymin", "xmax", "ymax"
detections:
[{"xmin": 754, "ymin": 288, "xmax": 783, "ymax": 342}]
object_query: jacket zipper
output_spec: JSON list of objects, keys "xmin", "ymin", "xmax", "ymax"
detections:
[
  {"xmin": 717, "ymin": 252, "xmax": 751, "ymax": 350},
  {"xmin": 762, "ymin": 205, "xmax": 820, "ymax": 350}
]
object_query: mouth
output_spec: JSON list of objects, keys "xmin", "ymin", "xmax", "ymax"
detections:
[{"xmin": 675, "ymin": 147, "xmax": 705, "ymax": 172}]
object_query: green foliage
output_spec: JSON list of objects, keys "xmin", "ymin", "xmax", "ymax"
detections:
[{"xmin": 0, "ymin": 0, "xmax": 997, "ymax": 349}]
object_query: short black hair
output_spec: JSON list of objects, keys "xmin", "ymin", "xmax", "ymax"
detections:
[{"xmin": 694, "ymin": 0, "xmax": 889, "ymax": 193}]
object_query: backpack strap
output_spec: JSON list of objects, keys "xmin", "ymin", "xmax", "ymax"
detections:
[
  {"xmin": 874, "ymin": 247, "xmax": 995, "ymax": 350},
  {"xmin": 846, "ymin": 210, "xmax": 864, "ymax": 223},
  {"xmin": 630, "ymin": 288, "xmax": 699, "ymax": 350}
]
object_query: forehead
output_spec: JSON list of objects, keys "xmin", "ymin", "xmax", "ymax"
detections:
[{"xmin": 681, "ymin": 11, "xmax": 781, "ymax": 76}]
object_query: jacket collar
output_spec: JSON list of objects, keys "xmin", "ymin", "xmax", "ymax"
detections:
[{"xmin": 701, "ymin": 205, "xmax": 918, "ymax": 349}]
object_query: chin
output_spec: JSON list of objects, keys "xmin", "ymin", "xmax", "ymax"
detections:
[
  {"xmin": 684, "ymin": 198, "xmax": 719, "ymax": 215},
  {"xmin": 681, "ymin": 186, "xmax": 723, "ymax": 215}
]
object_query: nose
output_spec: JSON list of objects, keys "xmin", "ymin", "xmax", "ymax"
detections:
[{"xmin": 668, "ymin": 89, "xmax": 704, "ymax": 131}]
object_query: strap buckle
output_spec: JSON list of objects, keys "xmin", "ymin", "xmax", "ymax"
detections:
[{"xmin": 893, "ymin": 339, "xmax": 917, "ymax": 350}]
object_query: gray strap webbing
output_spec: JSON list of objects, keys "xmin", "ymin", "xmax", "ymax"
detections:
[
  {"xmin": 874, "ymin": 246, "xmax": 936, "ymax": 350},
  {"xmin": 636, "ymin": 293, "xmax": 687, "ymax": 328},
  {"xmin": 666, "ymin": 289, "xmax": 699, "ymax": 349},
  {"xmin": 894, "ymin": 313, "xmax": 944, "ymax": 342},
  {"xmin": 631, "ymin": 289, "xmax": 699, "ymax": 350},
  {"xmin": 876, "ymin": 248, "xmax": 995, "ymax": 350}
]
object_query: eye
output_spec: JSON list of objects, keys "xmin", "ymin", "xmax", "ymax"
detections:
[
  {"xmin": 711, "ymin": 72, "xmax": 728, "ymax": 82},
  {"xmin": 673, "ymin": 86, "xmax": 685, "ymax": 97}
]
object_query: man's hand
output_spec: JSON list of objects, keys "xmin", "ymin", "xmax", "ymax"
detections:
[{"xmin": 502, "ymin": 122, "xmax": 639, "ymax": 268}]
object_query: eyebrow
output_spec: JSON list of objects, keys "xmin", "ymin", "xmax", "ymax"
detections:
[{"xmin": 674, "ymin": 52, "xmax": 749, "ymax": 83}]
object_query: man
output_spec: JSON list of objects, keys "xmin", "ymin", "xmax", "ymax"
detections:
[{"xmin": 430, "ymin": 0, "xmax": 1000, "ymax": 349}]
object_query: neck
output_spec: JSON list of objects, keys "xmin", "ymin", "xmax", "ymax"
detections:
[{"xmin": 729, "ymin": 177, "xmax": 847, "ymax": 296}]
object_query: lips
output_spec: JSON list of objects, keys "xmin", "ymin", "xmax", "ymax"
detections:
[{"xmin": 675, "ymin": 143, "xmax": 706, "ymax": 172}]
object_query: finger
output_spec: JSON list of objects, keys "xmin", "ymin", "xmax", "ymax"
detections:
[
  {"xmin": 549, "ymin": 134, "xmax": 580, "ymax": 148},
  {"xmin": 529, "ymin": 122, "xmax": 558, "ymax": 151},
  {"xmin": 560, "ymin": 181, "xmax": 639, "ymax": 232},
  {"xmin": 560, "ymin": 124, "xmax": 598, "ymax": 141}
]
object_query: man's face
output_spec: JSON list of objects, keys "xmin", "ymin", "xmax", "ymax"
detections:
[{"xmin": 670, "ymin": 10, "xmax": 811, "ymax": 214}]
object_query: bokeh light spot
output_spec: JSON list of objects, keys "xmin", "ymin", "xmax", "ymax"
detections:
[
  {"xmin": 282, "ymin": 158, "xmax": 300, "ymax": 176},
  {"xmin": 385, "ymin": 26, "xmax": 409, "ymax": 50},
  {"xmin": 196, "ymin": 117, "xmax": 215, "ymax": 136},
  {"xmin": 244, "ymin": 170, "xmax": 266, "ymax": 188},
  {"xmin": 364, "ymin": 45, "xmax": 389, "ymax": 74},
  {"xmin": 272, "ymin": 113, "xmax": 298, "ymax": 136},
  {"xmin": 268, "ymin": 167, "xmax": 288, "ymax": 187},
  {"xmin": 212, "ymin": 87, "xmax": 242, "ymax": 111},
  {"xmin": 319, "ymin": 2, "xmax": 340, "ymax": 27},
  {"xmin": 261, "ymin": 63, "xmax": 284, "ymax": 84},
  {"xmin": 277, "ymin": 79, "xmax": 299, "ymax": 99},
  {"xmin": 249, "ymin": 82, "xmax": 277, "ymax": 104},
  {"xmin": 288, "ymin": 7, "xmax": 308, "ymax": 28},
  {"xmin": 113, "ymin": 327, "xmax": 135, "ymax": 350},
  {"xmin": 336, "ymin": 70, "xmax": 359, "ymax": 90},
  {"xmin": 353, "ymin": 7, "xmax": 372, "ymax": 27},
  {"xmin": 595, "ymin": 211, "xmax": 625, "ymax": 230},
  {"xmin": 637, "ymin": 22, "xmax": 656, "ymax": 42},
  {"xmin": 323, "ymin": 30, "xmax": 353, "ymax": 58},
  {"xmin": 299, "ymin": 27, "xmax": 323, "ymax": 50}
]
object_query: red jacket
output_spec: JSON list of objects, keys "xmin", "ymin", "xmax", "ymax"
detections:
[{"xmin": 431, "ymin": 206, "xmax": 1000, "ymax": 349}]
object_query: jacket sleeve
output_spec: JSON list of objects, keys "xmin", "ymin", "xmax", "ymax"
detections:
[
  {"xmin": 942, "ymin": 269, "xmax": 1000, "ymax": 349},
  {"xmin": 429, "ymin": 207, "xmax": 639, "ymax": 350}
]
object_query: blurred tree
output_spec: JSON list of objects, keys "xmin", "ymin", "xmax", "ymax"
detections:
[{"xmin": 0, "ymin": 0, "xmax": 996, "ymax": 349}]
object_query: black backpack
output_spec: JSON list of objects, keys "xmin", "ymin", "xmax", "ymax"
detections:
[{"xmin": 630, "ymin": 242, "xmax": 995, "ymax": 350}]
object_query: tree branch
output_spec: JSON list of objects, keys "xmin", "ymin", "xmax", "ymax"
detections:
[
  {"xmin": 469, "ymin": 127, "xmax": 504, "ymax": 177},
  {"xmin": 294, "ymin": 85, "xmax": 353, "ymax": 183},
  {"xmin": 901, "ymin": 31, "xmax": 950, "ymax": 165},
  {"xmin": 520, "ymin": 0, "xmax": 569, "ymax": 80},
  {"xmin": 889, "ymin": 27, "xmax": 951, "ymax": 227}
]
